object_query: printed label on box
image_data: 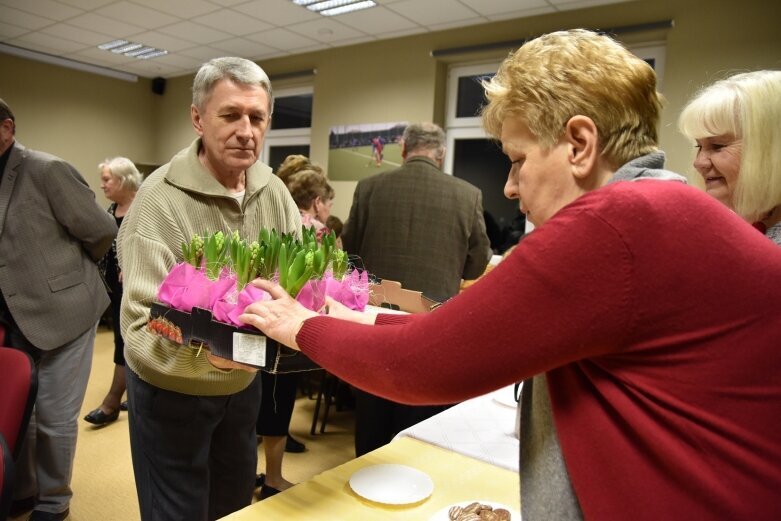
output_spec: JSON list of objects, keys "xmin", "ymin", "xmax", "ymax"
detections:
[{"xmin": 233, "ymin": 332, "xmax": 266, "ymax": 366}]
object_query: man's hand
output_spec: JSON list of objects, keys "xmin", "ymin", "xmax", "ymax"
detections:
[{"xmin": 206, "ymin": 352, "xmax": 259, "ymax": 372}]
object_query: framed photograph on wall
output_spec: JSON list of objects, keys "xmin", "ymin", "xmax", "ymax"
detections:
[{"xmin": 327, "ymin": 121, "xmax": 407, "ymax": 181}]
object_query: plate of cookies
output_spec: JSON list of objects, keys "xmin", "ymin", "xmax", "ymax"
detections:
[{"xmin": 429, "ymin": 500, "xmax": 520, "ymax": 520}]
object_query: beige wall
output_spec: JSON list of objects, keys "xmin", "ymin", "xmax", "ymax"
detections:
[
  {"xmin": 2, "ymin": 0, "xmax": 780, "ymax": 216},
  {"xmin": 0, "ymin": 53, "xmax": 157, "ymax": 206}
]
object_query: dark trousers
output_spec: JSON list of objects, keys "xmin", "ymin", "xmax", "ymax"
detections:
[
  {"xmin": 125, "ymin": 368, "xmax": 260, "ymax": 521},
  {"xmin": 256, "ymin": 372, "xmax": 299, "ymax": 436},
  {"xmin": 353, "ymin": 388, "xmax": 452, "ymax": 457}
]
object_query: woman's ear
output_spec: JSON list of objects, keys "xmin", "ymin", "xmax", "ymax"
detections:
[{"xmin": 564, "ymin": 116, "xmax": 599, "ymax": 179}]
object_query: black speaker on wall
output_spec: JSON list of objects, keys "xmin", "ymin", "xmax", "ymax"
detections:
[{"xmin": 151, "ymin": 77, "xmax": 166, "ymax": 95}]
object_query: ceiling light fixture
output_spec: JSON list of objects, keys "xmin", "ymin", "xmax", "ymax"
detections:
[
  {"xmin": 97, "ymin": 39, "xmax": 169, "ymax": 60},
  {"xmin": 138, "ymin": 49, "xmax": 169, "ymax": 60},
  {"xmin": 98, "ymin": 39, "xmax": 129, "ymax": 50},
  {"xmin": 320, "ymin": 0, "xmax": 376, "ymax": 16},
  {"xmin": 124, "ymin": 46, "xmax": 157, "ymax": 57},
  {"xmin": 111, "ymin": 43, "xmax": 143, "ymax": 54},
  {"xmin": 291, "ymin": 0, "xmax": 376, "ymax": 15}
]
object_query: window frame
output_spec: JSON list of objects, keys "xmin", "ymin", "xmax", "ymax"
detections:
[{"xmin": 262, "ymin": 85, "xmax": 313, "ymax": 163}]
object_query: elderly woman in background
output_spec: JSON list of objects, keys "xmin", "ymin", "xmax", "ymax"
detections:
[
  {"xmin": 286, "ymin": 169, "xmax": 335, "ymax": 232},
  {"xmin": 84, "ymin": 157, "xmax": 142, "ymax": 425},
  {"xmin": 254, "ymin": 161, "xmax": 335, "ymax": 499},
  {"xmin": 679, "ymin": 70, "xmax": 781, "ymax": 244},
  {"xmin": 240, "ymin": 29, "xmax": 781, "ymax": 520},
  {"xmin": 276, "ymin": 154, "xmax": 324, "ymax": 185}
]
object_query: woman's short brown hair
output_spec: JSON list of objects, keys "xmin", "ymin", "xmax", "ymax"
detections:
[{"xmin": 482, "ymin": 29, "xmax": 662, "ymax": 167}]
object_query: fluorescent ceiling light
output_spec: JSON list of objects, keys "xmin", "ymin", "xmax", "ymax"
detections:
[
  {"xmin": 320, "ymin": 0, "xmax": 375, "ymax": 15},
  {"xmin": 111, "ymin": 43, "xmax": 143, "ymax": 54},
  {"xmin": 0, "ymin": 42, "xmax": 137, "ymax": 82},
  {"xmin": 98, "ymin": 39, "xmax": 168, "ymax": 61},
  {"xmin": 291, "ymin": 0, "xmax": 376, "ymax": 15},
  {"xmin": 138, "ymin": 49, "xmax": 168, "ymax": 60},
  {"xmin": 124, "ymin": 46, "xmax": 156, "ymax": 57},
  {"xmin": 98, "ymin": 39, "xmax": 129, "ymax": 50}
]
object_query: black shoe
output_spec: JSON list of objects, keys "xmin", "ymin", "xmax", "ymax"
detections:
[
  {"xmin": 28, "ymin": 508, "xmax": 69, "ymax": 520},
  {"xmin": 83, "ymin": 407, "xmax": 119, "ymax": 426},
  {"xmin": 285, "ymin": 435, "xmax": 305, "ymax": 453},
  {"xmin": 255, "ymin": 473, "xmax": 265, "ymax": 489},
  {"xmin": 120, "ymin": 401, "xmax": 128, "ymax": 411},
  {"xmin": 257, "ymin": 484, "xmax": 282, "ymax": 500},
  {"xmin": 10, "ymin": 496, "xmax": 35, "ymax": 517}
]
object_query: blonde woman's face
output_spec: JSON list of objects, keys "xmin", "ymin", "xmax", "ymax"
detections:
[
  {"xmin": 100, "ymin": 165, "xmax": 123, "ymax": 202},
  {"xmin": 693, "ymin": 134, "xmax": 742, "ymax": 211}
]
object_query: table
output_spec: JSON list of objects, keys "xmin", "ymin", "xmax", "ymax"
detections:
[
  {"xmin": 220, "ymin": 437, "xmax": 520, "ymax": 520},
  {"xmin": 395, "ymin": 384, "xmax": 520, "ymax": 472}
]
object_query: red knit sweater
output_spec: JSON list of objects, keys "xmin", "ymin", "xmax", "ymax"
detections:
[{"xmin": 297, "ymin": 180, "xmax": 781, "ymax": 520}]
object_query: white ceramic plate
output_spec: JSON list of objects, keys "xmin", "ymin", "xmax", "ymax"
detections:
[
  {"xmin": 491, "ymin": 385, "xmax": 519, "ymax": 409},
  {"xmin": 349, "ymin": 464, "xmax": 434, "ymax": 505},
  {"xmin": 428, "ymin": 500, "xmax": 521, "ymax": 520}
]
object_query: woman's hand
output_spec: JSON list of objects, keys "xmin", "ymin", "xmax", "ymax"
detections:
[
  {"xmin": 239, "ymin": 279, "xmax": 319, "ymax": 350},
  {"xmin": 323, "ymin": 297, "xmax": 376, "ymax": 325}
]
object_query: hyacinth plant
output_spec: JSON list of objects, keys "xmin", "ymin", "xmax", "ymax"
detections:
[{"xmin": 180, "ymin": 226, "xmax": 350, "ymax": 298}]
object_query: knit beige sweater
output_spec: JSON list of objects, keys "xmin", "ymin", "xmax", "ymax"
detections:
[{"xmin": 117, "ymin": 139, "xmax": 301, "ymax": 395}]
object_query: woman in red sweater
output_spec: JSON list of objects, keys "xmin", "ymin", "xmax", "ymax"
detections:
[{"xmin": 240, "ymin": 30, "xmax": 781, "ymax": 520}]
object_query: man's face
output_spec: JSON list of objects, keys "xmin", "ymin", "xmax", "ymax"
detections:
[
  {"xmin": 0, "ymin": 118, "xmax": 15, "ymax": 156},
  {"xmin": 191, "ymin": 79, "xmax": 271, "ymax": 176}
]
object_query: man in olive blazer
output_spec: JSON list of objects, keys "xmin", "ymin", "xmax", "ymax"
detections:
[
  {"xmin": 342, "ymin": 122, "xmax": 491, "ymax": 456},
  {"xmin": 0, "ymin": 98, "xmax": 117, "ymax": 521}
]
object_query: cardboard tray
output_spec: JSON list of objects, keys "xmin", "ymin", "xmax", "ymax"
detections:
[
  {"xmin": 148, "ymin": 302, "xmax": 319, "ymax": 374},
  {"xmin": 368, "ymin": 279, "xmax": 441, "ymax": 314}
]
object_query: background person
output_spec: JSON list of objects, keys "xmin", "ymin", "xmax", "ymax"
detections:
[
  {"xmin": 254, "ymin": 167, "xmax": 335, "ymax": 500},
  {"xmin": 0, "ymin": 97, "xmax": 117, "ymax": 521},
  {"xmin": 240, "ymin": 30, "xmax": 781, "ymax": 521},
  {"xmin": 118, "ymin": 57, "xmax": 301, "ymax": 521},
  {"xmin": 678, "ymin": 70, "xmax": 781, "ymax": 244},
  {"xmin": 84, "ymin": 157, "xmax": 143, "ymax": 426},
  {"xmin": 341, "ymin": 121, "xmax": 491, "ymax": 456}
]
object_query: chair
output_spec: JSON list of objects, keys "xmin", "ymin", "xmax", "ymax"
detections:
[
  {"xmin": 309, "ymin": 371, "xmax": 345, "ymax": 435},
  {"xmin": 0, "ymin": 433, "xmax": 15, "ymax": 521},
  {"xmin": 0, "ymin": 347, "xmax": 38, "ymax": 460}
]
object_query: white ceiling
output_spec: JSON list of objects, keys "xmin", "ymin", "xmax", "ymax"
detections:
[{"xmin": 0, "ymin": 0, "xmax": 635, "ymax": 80}]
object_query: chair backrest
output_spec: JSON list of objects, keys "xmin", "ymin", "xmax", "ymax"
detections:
[
  {"xmin": 0, "ymin": 347, "xmax": 38, "ymax": 460},
  {"xmin": 0, "ymin": 433, "xmax": 15, "ymax": 521}
]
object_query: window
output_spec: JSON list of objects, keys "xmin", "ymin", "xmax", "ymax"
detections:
[
  {"xmin": 444, "ymin": 61, "xmax": 529, "ymax": 245},
  {"xmin": 443, "ymin": 42, "xmax": 667, "ymax": 241},
  {"xmin": 262, "ymin": 86, "xmax": 313, "ymax": 171}
]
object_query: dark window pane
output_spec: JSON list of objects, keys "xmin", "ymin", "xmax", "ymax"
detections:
[
  {"xmin": 271, "ymin": 94, "xmax": 313, "ymax": 130},
  {"xmin": 456, "ymin": 74, "xmax": 493, "ymax": 118},
  {"xmin": 268, "ymin": 144, "xmax": 310, "ymax": 173},
  {"xmin": 452, "ymin": 138, "xmax": 524, "ymax": 253}
]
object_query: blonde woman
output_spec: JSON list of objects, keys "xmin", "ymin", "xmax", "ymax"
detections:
[
  {"xmin": 679, "ymin": 70, "xmax": 781, "ymax": 244},
  {"xmin": 84, "ymin": 157, "xmax": 142, "ymax": 425}
]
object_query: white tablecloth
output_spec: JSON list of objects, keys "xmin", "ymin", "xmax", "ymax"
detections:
[{"xmin": 394, "ymin": 384, "xmax": 520, "ymax": 472}]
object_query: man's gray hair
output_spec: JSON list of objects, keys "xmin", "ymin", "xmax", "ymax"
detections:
[
  {"xmin": 403, "ymin": 122, "xmax": 445, "ymax": 160},
  {"xmin": 192, "ymin": 57, "xmax": 274, "ymax": 114}
]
